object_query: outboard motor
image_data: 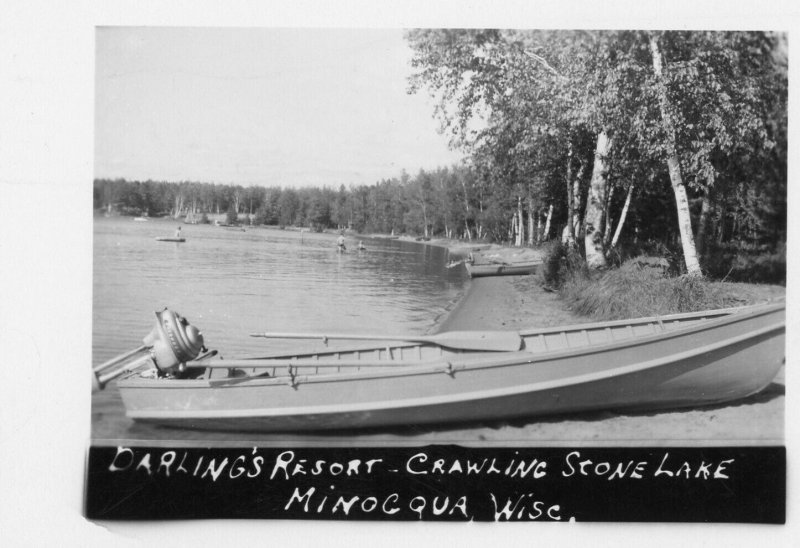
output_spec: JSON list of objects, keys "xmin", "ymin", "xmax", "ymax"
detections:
[{"xmin": 92, "ymin": 308, "xmax": 205, "ymax": 391}]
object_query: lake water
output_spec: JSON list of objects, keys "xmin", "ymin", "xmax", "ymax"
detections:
[
  {"xmin": 92, "ymin": 217, "xmax": 473, "ymax": 443},
  {"xmin": 93, "ymin": 217, "xmax": 468, "ymax": 365}
]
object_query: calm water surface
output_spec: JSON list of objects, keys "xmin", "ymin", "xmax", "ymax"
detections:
[
  {"xmin": 92, "ymin": 217, "xmax": 470, "ymax": 443},
  {"xmin": 93, "ymin": 217, "xmax": 468, "ymax": 364}
]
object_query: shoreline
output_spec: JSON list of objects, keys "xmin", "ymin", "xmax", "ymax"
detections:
[
  {"xmin": 405, "ymin": 236, "xmax": 568, "ymax": 333},
  {"xmin": 433, "ymin": 275, "xmax": 591, "ymax": 333}
]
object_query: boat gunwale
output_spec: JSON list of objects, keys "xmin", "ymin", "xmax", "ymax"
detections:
[
  {"xmin": 217, "ymin": 300, "xmax": 786, "ymax": 367},
  {"xmin": 515, "ymin": 304, "xmax": 762, "ymax": 336},
  {"xmin": 202, "ymin": 312, "xmax": 784, "ymax": 379},
  {"xmin": 228, "ymin": 301, "xmax": 784, "ymax": 361}
]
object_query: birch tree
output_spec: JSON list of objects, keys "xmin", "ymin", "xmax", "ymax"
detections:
[
  {"xmin": 583, "ymin": 131, "xmax": 611, "ymax": 267},
  {"xmin": 648, "ymin": 33, "xmax": 702, "ymax": 276}
]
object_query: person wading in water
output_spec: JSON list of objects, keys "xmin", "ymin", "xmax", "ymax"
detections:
[{"xmin": 337, "ymin": 231, "xmax": 346, "ymax": 252}]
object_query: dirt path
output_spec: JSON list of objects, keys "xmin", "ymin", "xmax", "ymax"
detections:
[{"xmin": 434, "ymin": 275, "xmax": 588, "ymax": 333}]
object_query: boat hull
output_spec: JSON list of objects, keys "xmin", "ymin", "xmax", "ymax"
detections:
[
  {"xmin": 466, "ymin": 261, "xmax": 541, "ymax": 277},
  {"xmin": 118, "ymin": 302, "xmax": 785, "ymax": 432},
  {"xmin": 155, "ymin": 237, "xmax": 186, "ymax": 242}
]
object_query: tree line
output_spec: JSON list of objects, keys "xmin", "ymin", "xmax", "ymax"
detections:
[
  {"xmin": 92, "ymin": 168, "xmax": 472, "ymax": 237},
  {"xmin": 95, "ymin": 165, "xmax": 543, "ymax": 239}
]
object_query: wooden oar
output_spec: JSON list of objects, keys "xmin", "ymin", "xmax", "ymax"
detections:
[{"xmin": 248, "ymin": 330, "xmax": 523, "ymax": 352}]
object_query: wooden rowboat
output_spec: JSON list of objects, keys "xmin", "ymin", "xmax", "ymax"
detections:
[
  {"xmin": 155, "ymin": 237, "xmax": 186, "ymax": 242},
  {"xmin": 100, "ymin": 300, "xmax": 785, "ymax": 432},
  {"xmin": 465, "ymin": 260, "xmax": 541, "ymax": 277}
]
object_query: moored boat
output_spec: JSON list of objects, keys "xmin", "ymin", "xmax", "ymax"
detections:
[
  {"xmin": 93, "ymin": 300, "xmax": 785, "ymax": 432},
  {"xmin": 155, "ymin": 237, "xmax": 186, "ymax": 242},
  {"xmin": 465, "ymin": 260, "xmax": 542, "ymax": 278}
]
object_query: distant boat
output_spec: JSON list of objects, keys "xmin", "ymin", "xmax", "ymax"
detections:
[
  {"xmin": 155, "ymin": 237, "xmax": 186, "ymax": 243},
  {"xmin": 133, "ymin": 217, "xmax": 149, "ymax": 222}
]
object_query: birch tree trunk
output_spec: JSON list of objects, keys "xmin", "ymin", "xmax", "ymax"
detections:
[
  {"xmin": 173, "ymin": 194, "xmax": 184, "ymax": 219},
  {"xmin": 584, "ymin": 130, "xmax": 611, "ymax": 268},
  {"xmin": 603, "ymin": 184, "xmax": 616, "ymax": 246},
  {"xmin": 527, "ymin": 197, "xmax": 535, "ymax": 246},
  {"xmin": 421, "ymin": 201, "xmax": 429, "ymax": 239},
  {"xmin": 649, "ymin": 33, "xmax": 703, "ymax": 276},
  {"xmin": 478, "ymin": 190, "xmax": 485, "ymax": 239},
  {"xmin": 564, "ymin": 142, "xmax": 576, "ymax": 245},
  {"xmin": 460, "ymin": 178, "xmax": 472, "ymax": 241},
  {"xmin": 572, "ymin": 162, "xmax": 585, "ymax": 238},
  {"xmin": 543, "ymin": 204, "xmax": 554, "ymax": 242},
  {"xmin": 610, "ymin": 182, "xmax": 634, "ymax": 248},
  {"xmin": 515, "ymin": 196, "xmax": 524, "ymax": 246}
]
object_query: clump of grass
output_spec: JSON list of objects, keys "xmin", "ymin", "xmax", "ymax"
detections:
[
  {"xmin": 557, "ymin": 256, "xmax": 742, "ymax": 321},
  {"xmin": 537, "ymin": 241, "xmax": 587, "ymax": 290}
]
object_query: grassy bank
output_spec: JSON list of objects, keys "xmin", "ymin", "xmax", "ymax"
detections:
[{"xmin": 539, "ymin": 244, "xmax": 785, "ymax": 321}]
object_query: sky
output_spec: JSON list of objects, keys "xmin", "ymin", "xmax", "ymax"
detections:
[{"xmin": 95, "ymin": 27, "xmax": 464, "ymax": 188}]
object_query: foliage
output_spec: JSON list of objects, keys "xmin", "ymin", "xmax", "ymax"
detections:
[
  {"xmin": 557, "ymin": 257, "xmax": 742, "ymax": 320},
  {"xmin": 537, "ymin": 240, "xmax": 587, "ymax": 289},
  {"xmin": 93, "ymin": 166, "xmax": 486, "ymax": 238},
  {"xmin": 702, "ymin": 241, "xmax": 786, "ymax": 284},
  {"xmin": 405, "ymin": 29, "xmax": 786, "ymax": 276},
  {"xmin": 225, "ymin": 204, "xmax": 239, "ymax": 225}
]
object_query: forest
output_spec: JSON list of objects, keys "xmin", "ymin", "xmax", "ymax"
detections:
[{"xmin": 94, "ymin": 30, "xmax": 787, "ymax": 283}]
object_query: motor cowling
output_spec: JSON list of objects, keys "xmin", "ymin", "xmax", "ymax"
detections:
[{"xmin": 143, "ymin": 309, "xmax": 205, "ymax": 374}]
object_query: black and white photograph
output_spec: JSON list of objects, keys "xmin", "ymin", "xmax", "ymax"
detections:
[
  {"xmin": 2, "ymin": 1, "xmax": 797, "ymax": 545},
  {"xmin": 86, "ymin": 24, "xmax": 787, "ymax": 521}
]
